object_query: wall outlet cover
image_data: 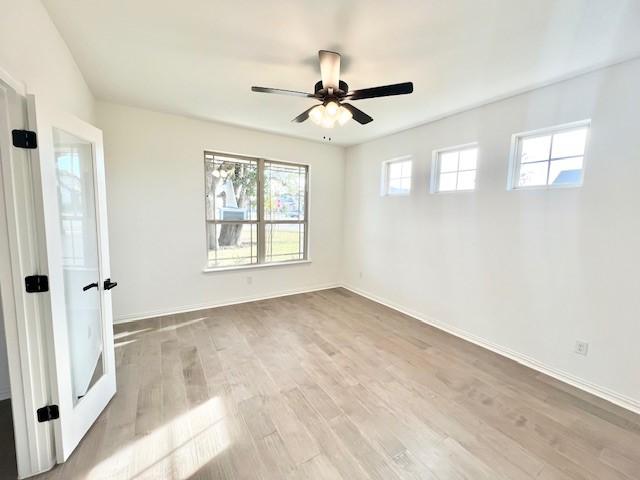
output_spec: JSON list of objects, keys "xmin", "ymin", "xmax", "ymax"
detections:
[{"xmin": 575, "ymin": 341, "xmax": 589, "ymax": 356}]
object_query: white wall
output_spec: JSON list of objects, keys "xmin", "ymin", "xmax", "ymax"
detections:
[
  {"xmin": 0, "ymin": 0, "xmax": 94, "ymax": 122},
  {"xmin": 97, "ymin": 102, "xmax": 344, "ymax": 321},
  {"xmin": 0, "ymin": 0, "xmax": 96, "ymax": 402},
  {"xmin": 342, "ymin": 58, "xmax": 640, "ymax": 410}
]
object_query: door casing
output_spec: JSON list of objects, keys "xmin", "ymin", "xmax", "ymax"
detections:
[{"xmin": 0, "ymin": 80, "xmax": 56, "ymax": 478}]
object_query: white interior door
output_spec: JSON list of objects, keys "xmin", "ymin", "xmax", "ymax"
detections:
[{"xmin": 32, "ymin": 101, "xmax": 116, "ymax": 462}]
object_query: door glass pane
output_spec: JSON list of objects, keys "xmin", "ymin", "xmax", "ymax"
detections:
[{"xmin": 54, "ymin": 128, "xmax": 104, "ymax": 405}]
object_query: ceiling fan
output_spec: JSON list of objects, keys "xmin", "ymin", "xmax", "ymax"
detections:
[{"xmin": 251, "ymin": 50, "xmax": 413, "ymax": 128}]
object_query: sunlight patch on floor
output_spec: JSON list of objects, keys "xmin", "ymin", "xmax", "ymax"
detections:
[
  {"xmin": 87, "ymin": 396, "xmax": 229, "ymax": 479},
  {"xmin": 114, "ymin": 328, "xmax": 153, "ymax": 340},
  {"xmin": 114, "ymin": 339, "xmax": 138, "ymax": 348},
  {"xmin": 156, "ymin": 317, "xmax": 208, "ymax": 333}
]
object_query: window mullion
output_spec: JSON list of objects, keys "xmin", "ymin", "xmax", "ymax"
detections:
[
  {"xmin": 257, "ymin": 158, "xmax": 266, "ymax": 264},
  {"xmin": 546, "ymin": 135, "xmax": 554, "ymax": 185},
  {"xmin": 454, "ymin": 151, "xmax": 461, "ymax": 190}
]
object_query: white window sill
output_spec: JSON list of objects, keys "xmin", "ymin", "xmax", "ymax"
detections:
[
  {"xmin": 431, "ymin": 189, "xmax": 476, "ymax": 195},
  {"xmin": 382, "ymin": 192, "xmax": 411, "ymax": 197},
  {"xmin": 509, "ymin": 183, "xmax": 583, "ymax": 191},
  {"xmin": 202, "ymin": 259, "xmax": 311, "ymax": 273}
]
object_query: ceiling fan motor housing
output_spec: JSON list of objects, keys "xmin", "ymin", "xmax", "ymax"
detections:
[{"xmin": 314, "ymin": 80, "xmax": 349, "ymax": 98}]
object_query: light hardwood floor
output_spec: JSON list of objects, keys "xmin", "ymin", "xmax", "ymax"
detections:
[{"xmin": 37, "ymin": 288, "xmax": 640, "ymax": 479}]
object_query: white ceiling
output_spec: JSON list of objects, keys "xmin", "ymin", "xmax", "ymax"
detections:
[{"xmin": 43, "ymin": 0, "xmax": 640, "ymax": 146}]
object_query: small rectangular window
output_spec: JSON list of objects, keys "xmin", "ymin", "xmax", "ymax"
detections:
[
  {"xmin": 509, "ymin": 121, "xmax": 589, "ymax": 189},
  {"xmin": 431, "ymin": 144, "xmax": 478, "ymax": 193},
  {"xmin": 382, "ymin": 158, "xmax": 412, "ymax": 196}
]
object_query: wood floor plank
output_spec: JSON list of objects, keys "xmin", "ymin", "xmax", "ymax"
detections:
[{"xmin": 28, "ymin": 288, "xmax": 639, "ymax": 480}]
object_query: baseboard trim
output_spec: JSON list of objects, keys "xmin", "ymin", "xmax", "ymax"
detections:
[
  {"xmin": 341, "ymin": 284, "xmax": 640, "ymax": 416},
  {"xmin": 114, "ymin": 283, "xmax": 340, "ymax": 324}
]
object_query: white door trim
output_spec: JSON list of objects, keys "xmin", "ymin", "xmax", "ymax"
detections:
[{"xmin": 0, "ymin": 83, "xmax": 56, "ymax": 478}]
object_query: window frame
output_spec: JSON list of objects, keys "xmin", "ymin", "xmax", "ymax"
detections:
[
  {"xmin": 381, "ymin": 156, "xmax": 413, "ymax": 197},
  {"xmin": 507, "ymin": 120, "xmax": 590, "ymax": 191},
  {"xmin": 203, "ymin": 151, "xmax": 309, "ymax": 271},
  {"xmin": 430, "ymin": 142, "xmax": 479, "ymax": 194}
]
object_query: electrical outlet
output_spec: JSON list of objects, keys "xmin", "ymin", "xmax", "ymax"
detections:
[
  {"xmin": 246, "ymin": 276, "xmax": 253, "ymax": 285},
  {"xmin": 359, "ymin": 271, "xmax": 363, "ymax": 279},
  {"xmin": 575, "ymin": 341, "xmax": 589, "ymax": 356}
]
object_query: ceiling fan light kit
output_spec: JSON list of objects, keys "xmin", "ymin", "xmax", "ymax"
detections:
[
  {"xmin": 309, "ymin": 101, "xmax": 353, "ymax": 128},
  {"xmin": 251, "ymin": 50, "xmax": 414, "ymax": 129}
]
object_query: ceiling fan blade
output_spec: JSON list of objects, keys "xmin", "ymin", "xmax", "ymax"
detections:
[
  {"xmin": 341, "ymin": 103, "xmax": 373, "ymax": 124},
  {"xmin": 346, "ymin": 82, "xmax": 413, "ymax": 100},
  {"xmin": 291, "ymin": 105, "xmax": 317, "ymax": 123},
  {"xmin": 251, "ymin": 86, "xmax": 316, "ymax": 98},
  {"xmin": 319, "ymin": 50, "xmax": 341, "ymax": 90}
]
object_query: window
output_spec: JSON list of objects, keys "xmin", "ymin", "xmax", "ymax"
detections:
[
  {"xmin": 509, "ymin": 121, "xmax": 589, "ymax": 189},
  {"xmin": 431, "ymin": 144, "xmax": 478, "ymax": 192},
  {"xmin": 205, "ymin": 152, "xmax": 307, "ymax": 269},
  {"xmin": 382, "ymin": 158, "xmax": 412, "ymax": 196}
]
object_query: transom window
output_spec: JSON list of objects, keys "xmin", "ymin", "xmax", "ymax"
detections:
[
  {"xmin": 510, "ymin": 122, "xmax": 589, "ymax": 189},
  {"xmin": 432, "ymin": 145, "xmax": 478, "ymax": 192},
  {"xmin": 205, "ymin": 152, "xmax": 308, "ymax": 268},
  {"xmin": 382, "ymin": 158, "xmax": 412, "ymax": 196}
]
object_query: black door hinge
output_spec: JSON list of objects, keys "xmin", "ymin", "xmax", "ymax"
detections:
[
  {"xmin": 25, "ymin": 275, "xmax": 49, "ymax": 293},
  {"xmin": 37, "ymin": 405, "xmax": 59, "ymax": 423},
  {"xmin": 12, "ymin": 129, "xmax": 38, "ymax": 149}
]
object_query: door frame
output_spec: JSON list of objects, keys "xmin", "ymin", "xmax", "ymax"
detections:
[{"xmin": 0, "ymin": 75, "xmax": 56, "ymax": 477}]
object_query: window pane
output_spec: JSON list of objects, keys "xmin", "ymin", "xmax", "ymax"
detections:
[
  {"xmin": 389, "ymin": 178, "xmax": 410, "ymax": 195},
  {"xmin": 388, "ymin": 160, "xmax": 411, "ymax": 180},
  {"xmin": 265, "ymin": 223, "xmax": 305, "ymax": 263},
  {"xmin": 518, "ymin": 161, "xmax": 548, "ymax": 187},
  {"xmin": 265, "ymin": 162, "xmax": 306, "ymax": 221},
  {"xmin": 551, "ymin": 128, "xmax": 587, "ymax": 159},
  {"xmin": 389, "ymin": 162, "xmax": 403, "ymax": 179},
  {"xmin": 207, "ymin": 223, "xmax": 257, "ymax": 267},
  {"xmin": 521, "ymin": 135, "xmax": 551, "ymax": 163},
  {"xmin": 549, "ymin": 157, "xmax": 584, "ymax": 185},
  {"xmin": 457, "ymin": 170, "xmax": 476, "ymax": 190},
  {"xmin": 459, "ymin": 148, "xmax": 477, "ymax": 171},
  {"xmin": 400, "ymin": 161, "xmax": 412, "ymax": 177},
  {"xmin": 439, "ymin": 152, "xmax": 458, "ymax": 172},
  {"xmin": 205, "ymin": 155, "xmax": 258, "ymax": 221},
  {"xmin": 438, "ymin": 172, "xmax": 457, "ymax": 192}
]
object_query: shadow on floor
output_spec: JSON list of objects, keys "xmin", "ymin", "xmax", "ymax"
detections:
[{"xmin": 0, "ymin": 398, "xmax": 17, "ymax": 479}]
